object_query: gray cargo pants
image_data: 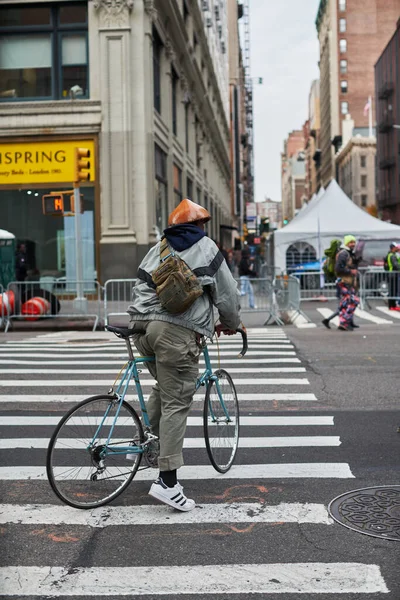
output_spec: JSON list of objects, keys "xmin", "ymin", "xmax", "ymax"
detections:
[{"xmin": 131, "ymin": 321, "xmax": 200, "ymax": 471}]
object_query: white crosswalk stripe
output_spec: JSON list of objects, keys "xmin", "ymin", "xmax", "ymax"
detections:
[{"xmin": 0, "ymin": 327, "xmax": 387, "ymax": 596}]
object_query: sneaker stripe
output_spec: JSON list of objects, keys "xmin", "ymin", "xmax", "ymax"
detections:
[{"xmin": 171, "ymin": 492, "xmax": 182, "ymax": 501}]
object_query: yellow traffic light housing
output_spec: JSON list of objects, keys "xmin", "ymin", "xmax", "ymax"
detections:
[{"xmin": 74, "ymin": 147, "xmax": 91, "ymax": 183}]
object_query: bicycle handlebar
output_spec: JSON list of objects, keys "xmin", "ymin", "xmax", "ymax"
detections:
[{"xmin": 236, "ymin": 328, "xmax": 248, "ymax": 358}]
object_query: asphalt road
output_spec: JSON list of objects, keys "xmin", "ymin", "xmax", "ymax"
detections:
[{"xmin": 0, "ymin": 321, "xmax": 399, "ymax": 599}]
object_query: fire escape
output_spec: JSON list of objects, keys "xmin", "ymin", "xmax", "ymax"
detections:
[{"xmin": 243, "ymin": 0, "xmax": 254, "ymax": 205}]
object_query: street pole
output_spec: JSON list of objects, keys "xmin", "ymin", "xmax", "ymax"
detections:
[{"xmin": 73, "ymin": 184, "xmax": 88, "ymax": 313}]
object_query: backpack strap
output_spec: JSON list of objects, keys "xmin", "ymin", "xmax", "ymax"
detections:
[{"xmin": 160, "ymin": 237, "xmax": 174, "ymax": 262}]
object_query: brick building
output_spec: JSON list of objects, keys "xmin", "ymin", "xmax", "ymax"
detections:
[
  {"xmin": 281, "ymin": 131, "xmax": 306, "ymax": 222},
  {"xmin": 316, "ymin": 0, "xmax": 400, "ymax": 188},
  {"xmin": 375, "ymin": 18, "xmax": 400, "ymax": 223},
  {"xmin": 304, "ymin": 79, "xmax": 322, "ymax": 200}
]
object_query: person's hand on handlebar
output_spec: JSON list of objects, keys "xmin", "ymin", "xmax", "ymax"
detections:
[{"xmin": 215, "ymin": 323, "xmax": 236, "ymax": 337}]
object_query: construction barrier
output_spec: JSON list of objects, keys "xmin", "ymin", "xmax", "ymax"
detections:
[
  {"xmin": 4, "ymin": 280, "xmax": 101, "ymax": 332},
  {"xmin": 104, "ymin": 279, "xmax": 137, "ymax": 326}
]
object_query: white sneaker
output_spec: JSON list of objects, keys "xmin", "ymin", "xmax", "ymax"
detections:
[{"xmin": 149, "ymin": 477, "xmax": 195, "ymax": 512}]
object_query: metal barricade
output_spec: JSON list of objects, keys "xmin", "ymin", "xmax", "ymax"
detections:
[
  {"xmin": 359, "ymin": 267, "xmax": 396, "ymax": 310},
  {"xmin": 274, "ymin": 275, "xmax": 311, "ymax": 324},
  {"xmin": 4, "ymin": 280, "xmax": 101, "ymax": 332},
  {"xmin": 236, "ymin": 277, "xmax": 274, "ymax": 313},
  {"xmin": 289, "ymin": 271, "xmax": 338, "ymax": 301},
  {"xmin": 104, "ymin": 279, "xmax": 137, "ymax": 326}
]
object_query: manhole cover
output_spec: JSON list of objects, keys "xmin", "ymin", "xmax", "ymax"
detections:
[{"xmin": 328, "ymin": 486, "xmax": 400, "ymax": 541}]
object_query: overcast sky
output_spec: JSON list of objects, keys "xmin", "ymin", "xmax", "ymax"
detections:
[{"xmin": 249, "ymin": 0, "xmax": 321, "ymax": 203}]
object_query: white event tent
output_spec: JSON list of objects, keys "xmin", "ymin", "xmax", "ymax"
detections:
[{"xmin": 274, "ymin": 180, "xmax": 400, "ymax": 272}]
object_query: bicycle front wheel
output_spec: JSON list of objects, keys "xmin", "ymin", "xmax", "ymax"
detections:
[
  {"xmin": 203, "ymin": 369, "xmax": 239, "ymax": 473},
  {"xmin": 46, "ymin": 395, "xmax": 144, "ymax": 509}
]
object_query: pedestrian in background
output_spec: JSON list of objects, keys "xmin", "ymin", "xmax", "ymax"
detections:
[
  {"xmin": 239, "ymin": 247, "xmax": 257, "ymax": 309},
  {"xmin": 15, "ymin": 243, "xmax": 28, "ymax": 282},
  {"xmin": 335, "ymin": 235, "xmax": 359, "ymax": 331},
  {"xmin": 385, "ymin": 242, "xmax": 400, "ymax": 311}
]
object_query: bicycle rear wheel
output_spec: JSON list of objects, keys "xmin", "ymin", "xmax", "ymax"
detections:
[
  {"xmin": 203, "ymin": 369, "xmax": 239, "ymax": 473},
  {"xmin": 46, "ymin": 395, "xmax": 144, "ymax": 509}
]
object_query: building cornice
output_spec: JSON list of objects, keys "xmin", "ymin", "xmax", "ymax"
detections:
[
  {"xmin": 316, "ymin": 0, "xmax": 328, "ymax": 32},
  {"xmin": 335, "ymin": 136, "xmax": 377, "ymax": 162}
]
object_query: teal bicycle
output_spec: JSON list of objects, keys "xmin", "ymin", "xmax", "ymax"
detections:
[{"xmin": 46, "ymin": 325, "xmax": 248, "ymax": 509}]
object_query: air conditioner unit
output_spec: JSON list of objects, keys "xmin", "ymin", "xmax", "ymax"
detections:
[
  {"xmin": 201, "ymin": 0, "xmax": 209, "ymax": 11},
  {"xmin": 221, "ymin": 41, "xmax": 226, "ymax": 54},
  {"xmin": 215, "ymin": 6, "xmax": 220, "ymax": 20},
  {"xmin": 206, "ymin": 17, "xmax": 212, "ymax": 27},
  {"xmin": 217, "ymin": 24, "xmax": 222, "ymax": 37}
]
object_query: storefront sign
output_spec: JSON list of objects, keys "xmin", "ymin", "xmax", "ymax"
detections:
[{"xmin": 0, "ymin": 140, "xmax": 95, "ymax": 185}]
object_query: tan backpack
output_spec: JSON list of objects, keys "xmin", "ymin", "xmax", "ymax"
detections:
[{"xmin": 152, "ymin": 238, "xmax": 204, "ymax": 314}]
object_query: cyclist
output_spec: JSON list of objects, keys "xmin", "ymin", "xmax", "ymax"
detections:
[{"xmin": 128, "ymin": 198, "xmax": 241, "ymax": 511}]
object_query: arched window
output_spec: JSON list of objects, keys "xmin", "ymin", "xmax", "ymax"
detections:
[{"xmin": 286, "ymin": 242, "xmax": 317, "ymax": 271}]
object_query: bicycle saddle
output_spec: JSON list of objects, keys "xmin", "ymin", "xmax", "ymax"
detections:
[{"xmin": 105, "ymin": 325, "xmax": 138, "ymax": 338}]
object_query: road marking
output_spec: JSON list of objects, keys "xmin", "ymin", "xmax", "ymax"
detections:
[
  {"xmin": 0, "ymin": 502, "xmax": 333, "ymax": 526},
  {"xmin": 0, "ymin": 367, "xmax": 306, "ymax": 375},
  {"xmin": 0, "ymin": 564, "xmax": 386, "ymax": 595},
  {"xmin": 287, "ymin": 310, "xmax": 317, "ymax": 328},
  {"xmin": 0, "ymin": 357, "xmax": 302, "ymax": 365},
  {"xmin": 317, "ymin": 308, "xmax": 340, "ymax": 327},
  {"xmin": 376, "ymin": 306, "xmax": 400, "ymax": 319},
  {"xmin": 0, "ymin": 392, "xmax": 317, "ymax": 403},
  {"xmin": 0, "ymin": 343, "xmax": 293, "ymax": 352},
  {"xmin": 0, "ymin": 415, "xmax": 333, "ymax": 426},
  {"xmin": 1, "ymin": 436, "xmax": 340, "ymax": 449},
  {"xmin": 355, "ymin": 307, "xmax": 393, "ymax": 324},
  {"xmin": 0, "ymin": 351, "xmax": 297, "ymax": 358},
  {"xmin": 0, "ymin": 463, "xmax": 354, "ymax": 480},
  {"xmin": 3, "ymin": 340, "xmax": 292, "ymax": 348},
  {"xmin": 0, "ymin": 378, "xmax": 310, "ymax": 387}
]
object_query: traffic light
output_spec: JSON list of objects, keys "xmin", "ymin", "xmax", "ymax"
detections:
[
  {"xmin": 42, "ymin": 194, "xmax": 64, "ymax": 216},
  {"xmin": 260, "ymin": 217, "xmax": 269, "ymax": 235},
  {"xmin": 283, "ymin": 217, "xmax": 289, "ymax": 225},
  {"xmin": 74, "ymin": 147, "xmax": 91, "ymax": 183}
]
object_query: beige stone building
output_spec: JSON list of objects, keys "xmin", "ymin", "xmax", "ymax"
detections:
[
  {"xmin": 336, "ymin": 135, "xmax": 377, "ymax": 211},
  {"xmin": 0, "ymin": 0, "xmax": 234, "ymax": 282}
]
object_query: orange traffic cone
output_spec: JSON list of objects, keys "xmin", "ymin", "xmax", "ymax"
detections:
[
  {"xmin": 0, "ymin": 291, "xmax": 15, "ymax": 316},
  {"xmin": 21, "ymin": 297, "xmax": 51, "ymax": 321}
]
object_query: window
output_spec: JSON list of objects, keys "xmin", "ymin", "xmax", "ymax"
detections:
[
  {"xmin": 197, "ymin": 186, "xmax": 202, "ymax": 205},
  {"xmin": 186, "ymin": 176, "xmax": 193, "ymax": 200},
  {"xmin": 155, "ymin": 144, "xmax": 168, "ymax": 231},
  {"xmin": 339, "ymin": 18, "xmax": 346, "ymax": 32},
  {"xmin": 339, "ymin": 0, "xmax": 346, "ymax": 10},
  {"xmin": 361, "ymin": 174, "xmax": 367, "ymax": 188},
  {"xmin": 0, "ymin": 3, "xmax": 88, "ymax": 101},
  {"xmin": 340, "ymin": 59, "xmax": 347, "ymax": 74},
  {"xmin": 173, "ymin": 164, "xmax": 182, "ymax": 205},
  {"xmin": 341, "ymin": 101, "xmax": 349, "ymax": 114},
  {"xmin": 361, "ymin": 194, "xmax": 367, "ymax": 207},
  {"xmin": 171, "ymin": 67, "xmax": 179, "ymax": 135},
  {"xmin": 360, "ymin": 155, "xmax": 366, "ymax": 168},
  {"xmin": 339, "ymin": 39, "xmax": 347, "ymax": 53},
  {"xmin": 153, "ymin": 28, "xmax": 163, "ymax": 113},
  {"xmin": 341, "ymin": 80, "xmax": 348, "ymax": 94}
]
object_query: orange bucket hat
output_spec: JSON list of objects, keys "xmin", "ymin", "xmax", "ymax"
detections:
[{"xmin": 168, "ymin": 198, "xmax": 211, "ymax": 226}]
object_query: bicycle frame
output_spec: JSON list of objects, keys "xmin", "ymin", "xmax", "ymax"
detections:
[{"xmin": 88, "ymin": 345, "xmax": 228, "ymax": 459}]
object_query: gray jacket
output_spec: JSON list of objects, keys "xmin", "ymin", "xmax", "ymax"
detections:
[{"xmin": 127, "ymin": 236, "xmax": 241, "ymax": 338}]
